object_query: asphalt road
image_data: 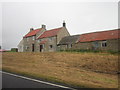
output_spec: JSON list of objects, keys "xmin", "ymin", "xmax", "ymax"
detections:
[
  {"xmin": 2, "ymin": 71, "xmax": 112, "ymax": 90},
  {"xmin": 2, "ymin": 71, "xmax": 74, "ymax": 89}
]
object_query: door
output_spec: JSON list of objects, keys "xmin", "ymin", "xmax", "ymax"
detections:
[
  {"xmin": 40, "ymin": 45, "xmax": 43, "ymax": 52},
  {"xmin": 32, "ymin": 44, "xmax": 34, "ymax": 52}
]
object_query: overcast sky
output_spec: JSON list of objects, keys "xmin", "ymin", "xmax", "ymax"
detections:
[{"xmin": 1, "ymin": 1, "xmax": 118, "ymax": 50}]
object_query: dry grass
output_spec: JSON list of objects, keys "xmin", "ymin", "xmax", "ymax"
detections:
[{"xmin": 2, "ymin": 52, "xmax": 119, "ymax": 88}]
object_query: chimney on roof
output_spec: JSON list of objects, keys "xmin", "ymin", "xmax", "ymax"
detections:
[
  {"xmin": 63, "ymin": 20, "xmax": 66, "ymax": 27},
  {"xmin": 30, "ymin": 28, "xmax": 34, "ymax": 32},
  {"xmin": 42, "ymin": 25, "xmax": 46, "ymax": 29}
]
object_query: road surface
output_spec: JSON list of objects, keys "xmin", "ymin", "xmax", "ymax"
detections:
[{"xmin": 2, "ymin": 71, "xmax": 74, "ymax": 89}]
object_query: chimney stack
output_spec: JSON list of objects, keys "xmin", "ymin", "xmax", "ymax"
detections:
[
  {"xmin": 63, "ymin": 20, "xmax": 66, "ymax": 27},
  {"xmin": 30, "ymin": 28, "xmax": 34, "ymax": 32},
  {"xmin": 42, "ymin": 25, "xmax": 46, "ymax": 29}
]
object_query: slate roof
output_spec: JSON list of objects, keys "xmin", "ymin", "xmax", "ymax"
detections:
[
  {"xmin": 24, "ymin": 28, "xmax": 42, "ymax": 38},
  {"xmin": 78, "ymin": 29, "xmax": 120, "ymax": 42},
  {"xmin": 37, "ymin": 27, "xmax": 62, "ymax": 39},
  {"xmin": 59, "ymin": 35, "xmax": 80, "ymax": 45}
]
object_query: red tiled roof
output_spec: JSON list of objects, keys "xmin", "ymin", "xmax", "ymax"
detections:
[
  {"xmin": 37, "ymin": 27, "xmax": 62, "ymax": 39},
  {"xmin": 0, "ymin": 49, "xmax": 7, "ymax": 52},
  {"xmin": 24, "ymin": 28, "xmax": 42, "ymax": 38},
  {"xmin": 39, "ymin": 40, "xmax": 47, "ymax": 44},
  {"xmin": 79, "ymin": 29, "xmax": 120, "ymax": 42}
]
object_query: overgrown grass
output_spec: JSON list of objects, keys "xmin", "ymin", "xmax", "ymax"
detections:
[{"xmin": 2, "ymin": 52, "xmax": 118, "ymax": 88}]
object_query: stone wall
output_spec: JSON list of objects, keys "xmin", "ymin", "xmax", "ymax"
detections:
[
  {"xmin": 57, "ymin": 27, "xmax": 70, "ymax": 44},
  {"xmin": 36, "ymin": 36, "xmax": 57, "ymax": 52},
  {"xmin": 73, "ymin": 39, "xmax": 120, "ymax": 51},
  {"xmin": 23, "ymin": 36, "xmax": 36, "ymax": 52}
]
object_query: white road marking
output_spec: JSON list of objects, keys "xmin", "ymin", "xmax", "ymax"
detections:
[{"xmin": 1, "ymin": 71, "xmax": 76, "ymax": 90}]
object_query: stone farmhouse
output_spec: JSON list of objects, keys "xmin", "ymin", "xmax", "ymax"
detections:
[
  {"xmin": 58, "ymin": 29, "xmax": 120, "ymax": 52},
  {"xmin": 17, "ymin": 39, "xmax": 24, "ymax": 52},
  {"xmin": 18, "ymin": 22, "xmax": 120, "ymax": 52},
  {"xmin": 18, "ymin": 22, "xmax": 70, "ymax": 52}
]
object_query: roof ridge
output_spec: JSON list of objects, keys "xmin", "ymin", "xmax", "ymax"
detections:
[
  {"xmin": 78, "ymin": 29, "xmax": 119, "ymax": 42},
  {"xmin": 34, "ymin": 28, "xmax": 42, "ymax": 30},
  {"xmin": 24, "ymin": 28, "xmax": 42, "ymax": 38},
  {"xmin": 46, "ymin": 27, "xmax": 62, "ymax": 31},
  {"xmin": 80, "ymin": 29, "xmax": 119, "ymax": 35},
  {"xmin": 37, "ymin": 27, "xmax": 62, "ymax": 39}
]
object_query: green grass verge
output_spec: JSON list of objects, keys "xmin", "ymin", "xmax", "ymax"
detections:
[{"xmin": 59, "ymin": 49, "xmax": 120, "ymax": 55}]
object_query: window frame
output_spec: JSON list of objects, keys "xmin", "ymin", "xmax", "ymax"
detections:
[
  {"xmin": 38, "ymin": 39, "xmax": 41, "ymax": 43},
  {"xmin": 32, "ymin": 36, "xmax": 35, "ymax": 40},
  {"xmin": 49, "ymin": 45, "xmax": 53, "ymax": 49},
  {"xmin": 49, "ymin": 37, "xmax": 52, "ymax": 41},
  {"xmin": 25, "ymin": 46, "xmax": 29, "ymax": 50},
  {"xmin": 101, "ymin": 40, "xmax": 107, "ymax": 47}
]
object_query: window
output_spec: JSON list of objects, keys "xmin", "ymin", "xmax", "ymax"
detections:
[
  {"xmin": 93, "ymin": 41, "xmax": 99, "ymax": 47},
  {"xmin": 70, "ymin": 44, "xmax": 72, "ymax": 48},
  {"xmin": 27, "ymin": 38, "xmax": 29, "ymax": 41},
  {"xmin": 68, "ymin": 44, "xmax": 72, "ymax": 48},
  {"xmin": 42, "ymin": 44, "xmax": 44, "ymax": 48},
  {"xmin": 25, "ymin": 46, "xmax": 29, "ymax": 50},
  {"xmin": 38, "ymin": 39, "xmax": 41, "ymax": 43},
  {"xmin": 49, "ymin": 45, "xmax": 53, "ymax": 49},
  {"xmin": 32, "ymin": 36, "xmax": 35, "ymax": 40},
  {"xmin": 49, "ymin": 37, "xmax": 52, "ymax": 41},
  {"xmin": 101, "ymin": 41, "xmax": 107, "ymax": 47}
]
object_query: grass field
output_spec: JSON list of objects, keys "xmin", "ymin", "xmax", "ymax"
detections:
[{"xmin": 2, "ymin": 52, "xmax": 119, "ymax": 88}]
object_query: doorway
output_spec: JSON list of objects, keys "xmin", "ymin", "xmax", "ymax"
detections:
[
  {"xmin": 40, "ymin": 45, "xmax": 43, "ymax": 52},
  {"xmin": 32, "ymin": 44, "xmax": 34, "ymax": 52}
]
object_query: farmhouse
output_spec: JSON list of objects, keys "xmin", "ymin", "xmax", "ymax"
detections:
[
  {"xmin": 18, "ymin": 21, "xmax": 120, "ymax": 52},
  {"xmin": 73, "ymin": 29, "xmax": 120, "ymax": 52},
  {"xmin": 18, "ymin": 22, "xmax": 70, "ymax": 52}
]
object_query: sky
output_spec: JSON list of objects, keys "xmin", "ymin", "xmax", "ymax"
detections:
[{"xmin": 0, "ymin": 1, "xmax": 118, "ymax": 50}]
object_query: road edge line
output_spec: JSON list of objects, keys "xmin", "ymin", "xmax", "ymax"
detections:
[{"xmin": 1, "ymin": 71, "xmax": 76, "ymax": 90}]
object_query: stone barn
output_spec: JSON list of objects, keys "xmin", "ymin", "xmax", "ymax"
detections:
[
  {"xmin": 73, "ymin": 29, "xmax": 120, "ymax": 52},
  {"xmin": 58, "ymin": 35, "xmax": 80, "ymax": 50}
]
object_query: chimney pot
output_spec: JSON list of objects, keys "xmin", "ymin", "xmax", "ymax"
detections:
[
  {"xmin": 63, "ymin": 20, "xmax": 66, "ymax": 27},
  {"xmin": 42, "ymin": 25, "xmax": 46, "ymax": 29},
  {"xmin": 30, "ymin": 28, "xmax": 34, "ymax": 32}
]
